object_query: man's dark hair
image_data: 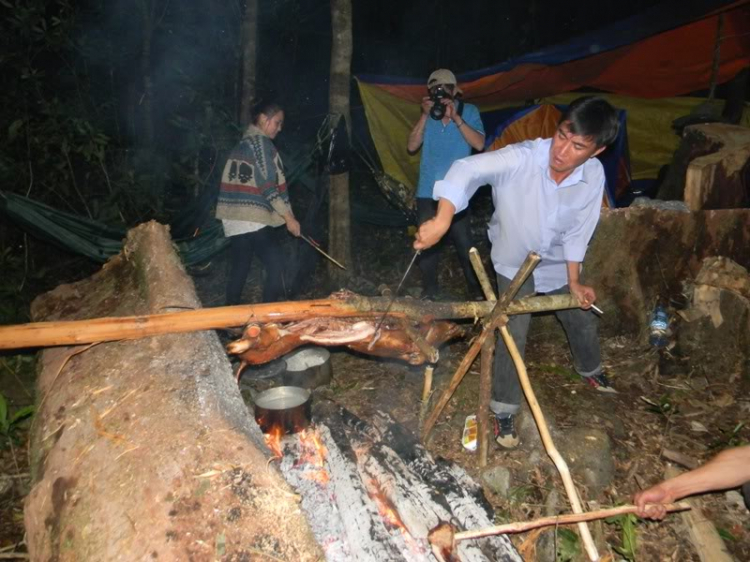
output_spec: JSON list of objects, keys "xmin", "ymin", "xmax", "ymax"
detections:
[{"xmin": 559, "ymin": 96, "xmax": 619, "ymax": 147}]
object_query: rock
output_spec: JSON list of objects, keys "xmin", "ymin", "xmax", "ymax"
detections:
[
  {"xmin": 558, "ymin": 428, "xmax": 615, "ymax": 498},
  {"xmin": 604, "ymin": 415, "xmax": 626, "ymax": 440},
  {"xmin": 725, "ymin": 490, "xmax": 746, "ymax": 510},
  {"xmin": 516, "ymin": 406, "xmax": 562, "ymax": 452},
  {"xmin": 481, "ymin": 465, "xmax": 512, "ymax": 497}
]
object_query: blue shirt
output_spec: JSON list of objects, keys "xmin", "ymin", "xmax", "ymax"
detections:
[
  {"xmin": 415, "ymin": 102, "xmax": 484, "ymax": 199},
  {"xmin": 434, "ymin": 138, "xmax": 604, "ymax": 292}
]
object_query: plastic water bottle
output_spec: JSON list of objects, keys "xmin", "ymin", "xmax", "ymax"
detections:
[{"xmin": 649, "ymin": 304, "xmax": 670, "ymax": 347}]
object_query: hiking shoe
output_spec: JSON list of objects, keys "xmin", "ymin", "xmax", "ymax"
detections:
[
  {"xmin": 583, "ymin": 372, "xmax": 618, "ymax": 394},
  {"xmin": 493, "ymin": 414, "xmax": 520, "ymax": 449}
]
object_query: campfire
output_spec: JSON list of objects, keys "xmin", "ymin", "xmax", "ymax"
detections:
[{"xmin": 261, "ymin": 401, "xmax": 521, "ymax": 562}]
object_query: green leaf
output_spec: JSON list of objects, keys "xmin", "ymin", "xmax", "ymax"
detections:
[
  {"xmin": 718, "ymin": 528, "xmax": 737, "ymax": 542},
  {"xmin": 10, "ymin": 405, "xmax": 34, "ymax": 425},
  {"xmin": 0, "ymin": 393, "xmax": 8, "ymax": 433},
  {"xmin": 555, "ymin": 528, "xmax": 580, "ymax": 562}
]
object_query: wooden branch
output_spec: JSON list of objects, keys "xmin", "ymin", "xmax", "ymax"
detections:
[
  {"xmin": 662, "ymin": 449, "xmax": 700, "ymax": 470},
  {"xmin": 422, "ymin": 252, "xmax": 541, "ymax": 440},
  {"xmin": 401, "ymin": 320, "xmax": 439, "ymax": 363},
  {"xmin": 469, "ymin": 247, "xmax": 497, "ymax": 302},
  {"xmin": 477, "ymin": 337, "xmax": 494, "ymax": 468},
  {"xmin": 499, "ymin": 324, "xmax": 599, "ymax": 561},
  {"xmin": 0, "ymin": 293, "xmax": 581, "ymax": 351},
  {"xmin": 455, "ymin": 502, "xmax": 691, "ymax": 541}
]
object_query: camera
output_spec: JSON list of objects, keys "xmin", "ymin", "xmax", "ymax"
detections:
[{"xmin": 429, "ymin": 85, "xmax": 452, "ymax": 120}]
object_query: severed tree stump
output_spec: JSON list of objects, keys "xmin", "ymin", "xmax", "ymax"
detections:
[
  {"xmin": 24, "ymin": 222, "xmax": 322, "ymax": 561},
  {"xmin": 658, "ymin": 123, "xmax": 750, "ymax": 209}
]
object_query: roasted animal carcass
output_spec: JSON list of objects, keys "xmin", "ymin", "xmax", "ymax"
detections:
[{"xmin": 226, "ymin": 316, "xmax": 463, "ymax": 382}]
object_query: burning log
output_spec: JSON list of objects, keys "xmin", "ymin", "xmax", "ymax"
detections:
[
  {"xmin": 316, "ymin": 402, "xmax": 520, "ymax": 561},
  {"xmin": 268, "ymin": 401, "xmax": 521, "ymax": 561},
  {"xmin": 227, "ymin": 316, "xmax": 463, "ymax": 381}
]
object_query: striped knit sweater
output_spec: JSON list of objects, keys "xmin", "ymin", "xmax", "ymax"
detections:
[{"xmin": 215, "ymin": 125, "xmax": 291, "ymax": 226}]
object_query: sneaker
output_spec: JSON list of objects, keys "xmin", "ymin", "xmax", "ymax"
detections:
[
  {"xmin": 493, "ymin": 414, "xmax": 520, "ymax": 449},
  {"xmin": 583, "ymin": 372, "xmax": 618, "ymax": 394}
]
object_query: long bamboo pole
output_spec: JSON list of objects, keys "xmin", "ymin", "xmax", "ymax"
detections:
[
  {"xmin": 0, "ymin": 294, "xmax": 580, "ymax": 351},
  {"xmin": 499, "ymin": 324, "xmax": 599, "ymax": 561}
]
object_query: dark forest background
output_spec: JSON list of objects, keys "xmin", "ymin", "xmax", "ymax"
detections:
[{"xmin": 0, "ymin": 0, "xmax": 674, "ymax": 323}]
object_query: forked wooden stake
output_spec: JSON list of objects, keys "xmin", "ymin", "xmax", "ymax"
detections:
[
  {"xmin": 467, "ymin": 247, "xmax": 497, "ymax": 468},
  {"xmin": 499, "ymin": 324, "xmax": 599, "ymax": 561},
  {"xmin": 421, "ymin": 252, "xmax": 541, "ymax": 440},
  {"xmin": 468, "ymin": 247, "xmax": 497, "ymax": 303}
]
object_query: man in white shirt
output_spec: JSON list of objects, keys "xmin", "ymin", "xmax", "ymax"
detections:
[{"xmin": 415, "ymin": 96, "xmax": 619, "ymax": 448}]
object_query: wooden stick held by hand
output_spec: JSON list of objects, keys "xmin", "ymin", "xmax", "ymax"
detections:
[
  {"xmin": 428, "ymin": 502, "xmax": 690, "ymax": 559},
  {"xmin": 455, "ymin": 502, "xmax": 690, "ymax": 540}
]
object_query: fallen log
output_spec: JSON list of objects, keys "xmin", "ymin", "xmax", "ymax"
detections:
[
  {"xmin": 24, "ymin": 222, "xmax": 323, "ymax": 561},
  {"xmin": 0, "ymin": 294, "xmax": 581, "ymax": 351}
]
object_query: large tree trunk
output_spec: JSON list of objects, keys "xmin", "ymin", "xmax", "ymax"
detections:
[
  {"xmin": 23, "ymin": 222, "xmax": 322, "ymax": 561},
  {"xmin": 239, "ymin": 0, "xmax": 258, "ymax": 124},
  {"xmin": 328, "ymin": 0, "xmax": 353, "ymax": 287}
]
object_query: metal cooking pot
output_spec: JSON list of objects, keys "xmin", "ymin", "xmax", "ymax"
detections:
[{"xmin": 253, "ymin": 386, "xmax": 312, "ymax": 435}]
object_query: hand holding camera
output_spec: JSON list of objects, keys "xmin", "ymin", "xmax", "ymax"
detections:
[{"xmin": 428, "ymin": 85, "xmax": 453, "ymax": 120}]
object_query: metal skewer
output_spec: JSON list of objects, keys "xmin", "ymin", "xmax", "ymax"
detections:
[{"xmin": 368, "ymin": 249, "xmax": 421, "ymax": 349}]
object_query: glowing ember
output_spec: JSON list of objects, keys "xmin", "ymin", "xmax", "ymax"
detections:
[
  {"xmin": 368, "ymin": 480, "xmax": 427, "ymax": 556},
  {"xmin": 298, "ymin": 428, "xmax": 328, "ymax": 466},
  {"xmin": 263, "ymin": 424, "xmax": 284, "ymax": 459},
  {"xmin": 297, "ymin": 427, "xmax": 330, "ymax": 484},
  {"xmin": 368, "ymin": 482, "xmax": 406, "ymax": 529}
]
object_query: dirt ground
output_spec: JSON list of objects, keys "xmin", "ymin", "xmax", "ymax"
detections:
[{"xmin": 1, "ymin": 199, "xmax": 749, "ymax": 560}]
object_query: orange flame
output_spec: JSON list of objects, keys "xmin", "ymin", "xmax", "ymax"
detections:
[{"xmin": 263, "ymin": 424, "xmax": 284, "ymax": 459}]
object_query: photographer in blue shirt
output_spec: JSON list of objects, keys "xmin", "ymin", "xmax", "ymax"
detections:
[
  {"xmin": 407, "ymin": 69, "xmax": 485, "ymax": 301},
  {"xmin": 415, "ymin": 96, "xmax": 619, "ymax": 448}
]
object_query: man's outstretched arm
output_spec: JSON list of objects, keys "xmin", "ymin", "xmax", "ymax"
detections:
[{"xmin": 635, "ymin": 446, "xmax": 750, "ymax": 519}]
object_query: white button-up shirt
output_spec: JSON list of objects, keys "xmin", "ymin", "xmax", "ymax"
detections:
[{"xmin": 433, "ymin": 138, "xmax": 604, "ymax": 293}]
